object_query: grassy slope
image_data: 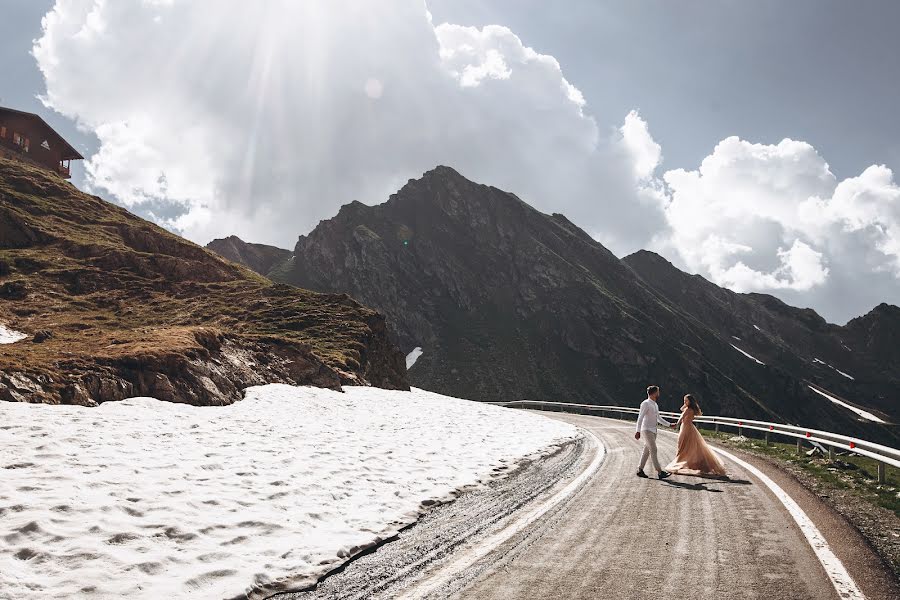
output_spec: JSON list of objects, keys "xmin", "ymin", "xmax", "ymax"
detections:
[{"xmin": 0, "ymin": 157, "xmax": 406, "ymax": 405}]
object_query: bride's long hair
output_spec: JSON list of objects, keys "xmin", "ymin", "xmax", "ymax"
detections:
[{"xmin": 684, "ymin": 394, "xmax": 702, "ymax": 416}]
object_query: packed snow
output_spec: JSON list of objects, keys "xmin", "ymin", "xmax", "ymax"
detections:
[
  {"xmin": 405, "ymin": 346, "xmax": 423, "ymax": 369},
  {"xmin": 0, "ymin": 323, "xmax": 26, "ymax": 344},
  {"xmin": 808, "ymin": 385, "xmax": 885, "ymax": 423},
  {"xmin": 730, "ymin": 344, "xmax": 765, "ymax": 365},
  {"xmin": 0, "ymin": 384, "xmax": 578, "ymax": 599}
]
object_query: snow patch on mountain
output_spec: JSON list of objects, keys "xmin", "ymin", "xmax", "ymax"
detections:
[
  {"xmin": 406, "ymin": 346, "xmax": 423, "ymax": 369},
  {"xmin": 812, "ymin": 358, "xmax": 856, "ymax": 380},
  {"xmin": 0, "ymin": 323, "xmax": 26, "ymax": 344},
  {"xmin": 730, "ymin": 344, "xmax": 766, "ymax": 365},
  {"xmin": 808, "ymin": 386, "xmax": 884, "ymax": 423}
]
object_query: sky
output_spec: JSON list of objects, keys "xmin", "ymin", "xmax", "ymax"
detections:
[{"xmin": 1, "ymin": 0, "xmax": 898, "ymax": 324}]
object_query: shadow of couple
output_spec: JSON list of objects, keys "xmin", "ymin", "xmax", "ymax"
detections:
[{"xmin": 662, "ymin": 477, "xmax": 752, "ymax": 493}]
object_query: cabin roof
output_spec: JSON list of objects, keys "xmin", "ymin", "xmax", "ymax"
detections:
[{"xmin": 0, "ymin": 106, "xmax": 84, "ymax": 161}]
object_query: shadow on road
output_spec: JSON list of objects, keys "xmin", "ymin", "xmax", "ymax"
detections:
[
  {"xmin": 661, "ymin": 476, "xmax": 753, "ymax": 492},
  {"xmin": 661, "ymin": 480, "xmax": 723, "ymax": 492}
]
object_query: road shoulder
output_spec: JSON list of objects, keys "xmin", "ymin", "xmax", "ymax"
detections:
[
  {"xmin": 271, "ymin": 433, "xmax": 595, "ymax": 600},
  {"xmin": 709, "ymin": 442, "xmax": 900, "ymax": 600}
]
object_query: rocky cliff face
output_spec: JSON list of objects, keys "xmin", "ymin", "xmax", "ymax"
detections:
[
  {"xmin": 0, "ymin": 157, "xmax": 408, "ymax": 406},
  {"xmin": 247, "ymin": 166, "xmax": 896, "ymax": 442},
  {"xmin": 206, "ymin": 235, "xmax": 293, "ymax": 277}
]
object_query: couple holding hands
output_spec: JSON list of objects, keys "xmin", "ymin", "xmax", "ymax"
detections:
[{"xmin": 634, "ymin": 385, "xmax": 727, "ymax": 480}]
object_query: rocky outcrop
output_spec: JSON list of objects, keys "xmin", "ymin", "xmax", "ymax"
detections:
[
  {"xmin": 0, "ymin": 157, "xmax": 408, "ymax": 406},
  {"xmin": 206, "ymin": 235, "xmax": 293, "ymax": 277}
]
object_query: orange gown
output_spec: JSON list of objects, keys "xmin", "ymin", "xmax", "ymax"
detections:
[{"xmin": 665, "ymin": 407, "xmax": 727, "ymax": 477}]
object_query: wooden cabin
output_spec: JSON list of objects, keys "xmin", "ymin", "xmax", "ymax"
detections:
[{"xmin": 0, "ymin": 106, "xmax": 83, "ymax": 179}]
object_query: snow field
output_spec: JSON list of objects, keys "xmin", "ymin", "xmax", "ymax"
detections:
[{"xmin": 0, "ymin": 384, "xmax": 578, "ymax": 599}]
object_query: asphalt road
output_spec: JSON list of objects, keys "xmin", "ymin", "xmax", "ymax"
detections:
[
  {"xmin": 438, "ymin": 413, "xmax": 859, "ymax": 600},
  {"xmin": 275, "ymin": 412, "xmax": 897, "ymax": 600}
]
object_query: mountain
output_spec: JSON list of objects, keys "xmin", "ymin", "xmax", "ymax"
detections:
[
  {"xmin": 206, "ymin": 235, "xmax": 292, "ymax": 277},
  {"xmin": 622, "ymin": 250, "xmax": 898, "ymax": 422},
  {"xmin": 0, "ymin": 156, "xmax": 407, "ymax": 406},
  {"xmin": 209, "ymin": 166, "xmax": 896, "ymax": 441}
]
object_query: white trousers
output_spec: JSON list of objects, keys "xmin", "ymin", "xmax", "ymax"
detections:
[{"xmin": 638, "ymin": 430, "xmax": 662, "ymax": 473}]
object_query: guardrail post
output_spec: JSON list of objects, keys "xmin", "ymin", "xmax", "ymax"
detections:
[
  {"xmin": 828, "ymin": 446, "xmax": 834, "ymax": 461},
  {"xmin": 796, "ymin": 438, "xmax": 802, "ymax": 455},
  {"xmin": 765, "ymin": 431, "xmax": 770, "ymax": 446},
  {"xmin": 715, "ymin": 422, "xmax": 719, "ymax": 434},
  {"xmin": 878, "ymin": 462, "xmax": 886, "ymax": 484},
  {"xmin": 738, "ymin": 425, "xmax": 742, "ymax": 437}
]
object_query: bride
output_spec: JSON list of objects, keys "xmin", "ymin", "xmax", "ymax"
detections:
[{"xmin": 665, "ymin": 394, "xmax": 727, "ymax": 477}]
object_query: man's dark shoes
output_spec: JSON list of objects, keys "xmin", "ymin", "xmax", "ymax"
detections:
[
  {"xmin": 658, "ymin": 470, "xmax": 671, "ymax": 480},
  {"xmin": 636, "ymin": 469, "xmax": 649, "ymax": 478}
]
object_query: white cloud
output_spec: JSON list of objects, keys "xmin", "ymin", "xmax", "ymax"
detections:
[
  {"xmin": 620, "ymin": 110, "xmax": 661, "ymax": 180},
  {"xmin": 33, "ymin": 0, "xmax": 652, "ymax": 255},
  {"xmin": 656, "ymin": 136, "xmax": 899, "ymax": 322},
  {"xmin": 31, "ymin": 1, "xmax": 898, "ymax": 322}
]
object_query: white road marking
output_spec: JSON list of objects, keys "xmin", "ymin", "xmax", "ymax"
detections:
[
  {"xmin": 712, "ymin": 446, "xmax": 866, "ymax": 600},
  {"xmin": 400, "ymin": 428, "xmax": 606, "ymax": 599}
]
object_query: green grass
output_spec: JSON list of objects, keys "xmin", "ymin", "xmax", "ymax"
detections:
[
  {"xmin": 697, "ymin": 424, "xmax": 900, "ymax": 517},
  {"xmin": 0, "ymin": 156, "xmax": 403, "ymax": 402}
]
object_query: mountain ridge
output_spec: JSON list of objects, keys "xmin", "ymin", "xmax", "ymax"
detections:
[{"xmin": 208, "ymin": 166, "xmax": 898, "ymax": 442}]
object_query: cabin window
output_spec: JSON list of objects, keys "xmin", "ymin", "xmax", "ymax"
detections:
[
  {"xmin": 13, "ymin": 132, "xmax": 21, "ymax": 145},
  {"xmin": 0, "ymin": 126, "xmax": 6, "ymax": 138}
]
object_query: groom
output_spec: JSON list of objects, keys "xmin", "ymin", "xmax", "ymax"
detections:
[{"xmin": 634, "ymin": 385, "xmax": 674, "ymax": 480}]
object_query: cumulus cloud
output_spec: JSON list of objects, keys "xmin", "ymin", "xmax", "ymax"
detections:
[
  {"xmin": 33, "ymin": 0, "xmax": 653, "ymax": 255},
  {"xmin": 620, "ymin": 110, "xmax": 661, "ymax": 180},
  {"xmin": 655, "ymin": 137, "xmax": 899, "ymax": 322},
  {"xmin": 31, "ymin": 1, "xmax": 898, "ymax": 322}
]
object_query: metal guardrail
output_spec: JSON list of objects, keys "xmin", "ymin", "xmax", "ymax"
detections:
[{"xmin": 491, "ymin": 401, "xmax": 899, "ymax": 483}]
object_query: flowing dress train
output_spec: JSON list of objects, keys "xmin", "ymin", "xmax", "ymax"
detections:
[{"xmin": 665, "ymin": 407, "xmax": 727, "ymax": 477}]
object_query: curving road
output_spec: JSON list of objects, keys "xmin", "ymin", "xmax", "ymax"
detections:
[
  {"xmin": 412, "ymin": 413, "xmax": 896, "ymax": 600},
  {"xmin": 277, "ymin": 412, "xmax": 897, "ymax": 600}
]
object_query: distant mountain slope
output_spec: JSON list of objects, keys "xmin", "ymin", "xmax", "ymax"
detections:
[
  {"xmin": 0, "ymin": 157, "xmax": 407, "ymax": 406},
  {"xmin": 622, "ymin": 250, "xmax": 898, "ymax": 421},
  {"xmin": 240, "ymin": 165, "xmax": 896, "ymax": 442},
  {"xmin": 206, "ymin": 235, "xmax": 292, "ymax": 277}
]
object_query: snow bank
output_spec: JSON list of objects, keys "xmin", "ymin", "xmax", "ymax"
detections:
[
  {"xmin": 808, "ymin": 385, "xmax": 885, "ymax": 423},
  {"xmin": 0, "ymin": 323, "xmax": 26, "ymax": 344},
  {"xmin": 730, "ymin": 344, "xmax": 765, "ymax": 365},
  {"xmin": 0, "ymin": 385, "xmax": 577, "ymax": 599},
  {"xmin": 405, "ymin": 346, "xmax": 423, "ymax": 369}
]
